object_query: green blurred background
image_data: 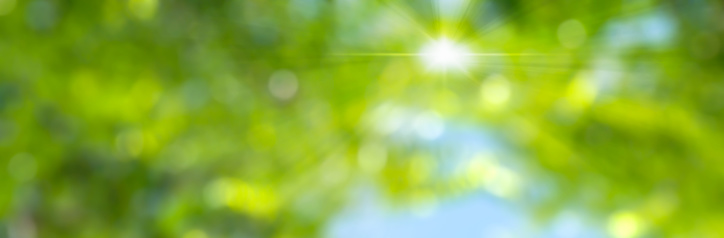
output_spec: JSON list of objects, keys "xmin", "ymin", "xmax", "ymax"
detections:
[{"xmin": 1, "ymin": 0, "xmax": 723, "ymax": 237}]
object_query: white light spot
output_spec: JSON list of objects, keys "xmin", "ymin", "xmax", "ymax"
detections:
[
  {"xmin": 419, "ymin": 38, "xmax": 470, "ymax": 70},
  {"xmin": 370, "ymin": 103, "xmax": 404, "ymax": 135},
  {"xmin": 413, "ymin": 111, "xmax": 444, "ymax": 140},
  {"xmin": 268, "ymin": 70, "xmax": 299, "ymax": 100}
]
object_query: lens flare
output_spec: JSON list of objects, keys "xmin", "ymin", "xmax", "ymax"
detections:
[{"xmin": 419, "ymin": 38, "xmax": 470, "ymax": 71}]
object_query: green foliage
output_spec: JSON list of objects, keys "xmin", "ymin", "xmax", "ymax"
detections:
[{"xmin": 1, "ymin": 0, "xmax": 723, "ymax": 237}]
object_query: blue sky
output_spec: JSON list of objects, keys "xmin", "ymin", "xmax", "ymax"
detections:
[
  {"xmin": 326, "ymin": 187, "xmax": 607, "ymax": 238},
  {"xmin": 329, "ymin": 110, "xmax": 608, "ymax": 238}
]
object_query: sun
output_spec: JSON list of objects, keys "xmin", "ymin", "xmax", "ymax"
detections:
[{"xmin": 419, "ymin": 38, "xmax": 471, "ymax": 71}]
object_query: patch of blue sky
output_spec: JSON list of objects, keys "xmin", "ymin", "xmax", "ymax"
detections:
[
  {"xmin": 329, "ymin": 115, "xmax": 606, "ymax": 237},
  {"xmin": 604, "ymin": 8, "xmax": 676, "ymax": 50}
]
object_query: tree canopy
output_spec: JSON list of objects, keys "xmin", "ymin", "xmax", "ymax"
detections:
[{"xmin": 1, "ymin": 0, "xmax": 723, "ymax": 237}]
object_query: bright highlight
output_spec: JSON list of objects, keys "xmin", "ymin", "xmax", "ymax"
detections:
[{"xmin": 419, "ymin": 38, "xmax": 470, "ymax": 71}]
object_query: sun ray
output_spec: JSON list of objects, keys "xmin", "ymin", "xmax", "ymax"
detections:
[
  {"xmin": 332, "ymin": 53, "xmax": 421, "ymax": 57},
  {"xmin": 332, "ymin": 53, "xmax": 560, "ymax": 57},
  {"xmin": 383, "ymin": 1, "xmax": 436, "ymax": 40},
  {"xmin": 457, "ymin": 66, "xmax": 479, "ymax": 83}
]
